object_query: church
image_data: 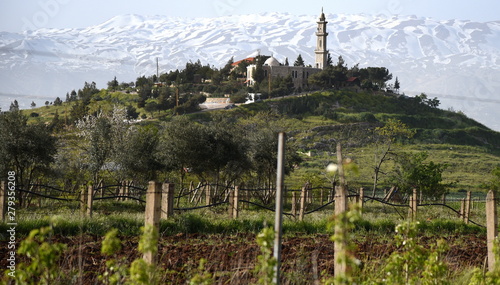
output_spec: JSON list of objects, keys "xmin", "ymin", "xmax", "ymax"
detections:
[{"xmin": 245, "ymin": 9, "xmax": 329, "ymax": 89}]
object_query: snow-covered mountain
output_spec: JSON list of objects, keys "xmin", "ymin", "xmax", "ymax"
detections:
[{"xmin": 1, "ymin": 12, "xmax": 499, "ymax": 130}]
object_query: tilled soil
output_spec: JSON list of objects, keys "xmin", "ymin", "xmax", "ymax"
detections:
[{"xmin": 0, "ymin": 232, "xmax": 487, "ymax": 284}]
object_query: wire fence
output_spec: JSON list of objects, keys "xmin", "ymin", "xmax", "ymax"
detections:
[{"xmin": 5, "ymin": 182, "xmax": 493, "ymax": 228}]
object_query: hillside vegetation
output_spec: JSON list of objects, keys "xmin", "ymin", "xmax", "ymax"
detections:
[{"xmin": 14, "ymin": 87, "xmax": 500, "ymax": 195}]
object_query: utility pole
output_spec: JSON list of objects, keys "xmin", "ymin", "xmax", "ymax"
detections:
[{"xmin": 156, "ymin": 57, "xmax": 159, "ymax": 81}]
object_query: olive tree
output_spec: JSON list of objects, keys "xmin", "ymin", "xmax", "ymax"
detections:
[
  {"xmin": 0, "ymin": 110, "xmax": 57, "ymax": 206},
  {"xmin": 390, "ymin": 152, "xmax": 450, "ymax": 200},
  {"xmin": 75, "ymin": 106, "xmax": 128, "ymax": 185}
]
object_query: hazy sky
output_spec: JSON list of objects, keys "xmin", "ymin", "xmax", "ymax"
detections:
[{"xmin": 1, "ymin": 0, "xmax": 499, "ymax": 32}]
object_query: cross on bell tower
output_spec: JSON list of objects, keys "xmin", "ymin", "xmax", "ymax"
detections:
[{"xmin": 315, "ymin": 8, "xmax": 329, "ymax": 69}]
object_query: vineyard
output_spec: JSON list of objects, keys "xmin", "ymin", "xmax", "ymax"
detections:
[{"xmin": 1, "ymin": 176, "xmax": 499, "ymax": 284}]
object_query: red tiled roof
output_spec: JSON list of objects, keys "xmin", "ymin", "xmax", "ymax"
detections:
[
  {"xmin": 232, "ymin": 57, "xmax": 256, "ymax": 66},
  {"xmin": 347, "ymin": 77, "xmax": 359, "ymax": 82}
]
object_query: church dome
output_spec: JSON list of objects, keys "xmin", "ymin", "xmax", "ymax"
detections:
[{"xmin": 264, "ymin": 56, "xmax": 280, "ymax": 66}]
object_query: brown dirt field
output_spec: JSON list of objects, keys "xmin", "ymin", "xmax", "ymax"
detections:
[{"xmin": 0, "ymin": 232, "xmax": 487, "ymax": 284}]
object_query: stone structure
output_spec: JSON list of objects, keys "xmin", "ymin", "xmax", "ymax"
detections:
[
  {"xmin": 246, "ymin": 9, "xmax": 329, "ymax": 90},
  {"xmin": 315, "ymin": 8, "xmax": 329, "ymax": 69}
]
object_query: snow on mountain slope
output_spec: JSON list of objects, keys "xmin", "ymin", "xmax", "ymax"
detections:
[{"xmin": 0, "ymin": 12, "xmax": 499, "ymax": 130}]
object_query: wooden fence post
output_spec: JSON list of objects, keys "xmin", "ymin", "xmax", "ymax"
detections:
[
  {"xmin": 291, "ymin": 192, "xmax": 297, "ymax": 218},
  {"xmin": 0, "ymin": 181, "xmax": 5, "ymax": 221},
  {"xmin": 320, "ymin": 187, "xmax": 324, "ymax": 205},
  {"xmin": 80, "ymin": 185, "xmax": 87, "ymax": 215},
  {"xmin": 359, "ymin": 187, "xmax": 364, "ymax": 210},
  {"xmin": 299, "ymin": 186, "xmax": 306, "ymax": 221},
  {"xmin": 205, "ymin": 184, "xmax": 211, "ymax": 206},
  {"xmin": 408, "ymin": 188, "xmax": 417, "ymax": 221},
  {"xmin": 87, "ymin": 185, "xmax": 93, "ymax": 218},
  {"xmin": 161, "ymin": 183, "xmax": 175, "ymax": 219},
  {"xmin": 144, "ymin": 181, "xmax": 162, "ymax": 265},
  {"xmin": 99, "ymin": 181, "xmax": 104, "ymax": 198},
  {"xmin": 125, "ymin": 181, "xmax": 130, "ymax": 201},
  {"xmin": 307, "ymin": 183, "xmax": 312, "ymax": 204},
  {"xmin": 335, "ymin": 186, "xmax": 348, "ymax": 215},
  {"xmin": 334, "ymin": 185, "xmax": 348, "ymax": 278},
  {"xmin": 460, "ymin": 199, "xmax": 465, "ymax": 220},
  {"xmin": 228, "ymin": 187, "xmax": 235, "ymax": 218},
  {"xmin": 464, "ymin": 191, "xmax": 471, "ymax": 224},
  {"xmin": 486, "ymin": 190, "xmax": 497, "ymax": 272},
  {"xmin": 233, "ymin": 186, "xmax": 239, "ymax": 218}
]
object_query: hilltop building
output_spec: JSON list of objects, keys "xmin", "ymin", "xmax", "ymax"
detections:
[{"xmin": 245, "ymin": 9, "xmax": 329, "ymax": 90}]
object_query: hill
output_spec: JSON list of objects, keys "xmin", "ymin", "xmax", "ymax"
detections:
[
  {"xmin": 1, "ymin": 12, "xmax": 499, "ymax": 130},
  {"xmin": 20, "ymin": 87, "xmax": 500, "ymax": 193},
  {"xmin": 196, "ymin": 90, "xmax": 500, "ymax": 191}
]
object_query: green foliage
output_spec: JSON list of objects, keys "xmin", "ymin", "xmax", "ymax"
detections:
[
  {"xmin": 294, "ymin": 54, "xmax": 305, "ymax": 67},
  {"xmin": 375, "ymin": 118, "xmax": 416, "ymax": 142},
  {"xmin": 390, "ymin": 152, "xmax": 450, "ymax": 199},
  {"xmin": 128, "ymin": 225, "xmax": 159, "ymax": 285},
  {"xmin": 482, "ymin": 166, "xmax": 500, "ymax": 191},
  {"xmin": 12, "ymin": 226, "xmax": 67, "ymax": 285},
  {"xmin": 99, "ymin": 229, "xmax": 128, "ymax": 285},
  {"xmin": 469, "ymin": 237, "xmax": 500, "ymax": 284},
  {"xmin": 0, "ymin": 110, "xmax": 57, "ymax": 187},
  {"xmin": 101, "ymin": 228, "xmax": 122, "ymax": 256},
  {"xmin": 372, "ymin": 222, "xmax": 449, "ymax": 285},
  {"xmin": 189, "ymin": 259, "xmax": 213, "ymax": 285},
  {"xmin": 254, "ymin": 227, "xmax": 277, "ymax": 285}
]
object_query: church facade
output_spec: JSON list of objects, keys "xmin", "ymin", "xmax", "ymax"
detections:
[{"xmin": 246, "ymin": 9, "xmax": 329, "ymax": 90}]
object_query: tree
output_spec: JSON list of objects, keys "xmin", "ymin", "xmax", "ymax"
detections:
[
  {"xmin": 54, "ymin": 97, "xmax": 63, "ymax": 106},
  {"xmin": 308, "ymin": 68, "xmax": 333, "ymax": 89},
  {"xmin": 70, "ymin": 90, "xmax": 77, "ymax": 101},
  {"xmin": 0, "ymin": 110, "xmax": 57, "ymax": 206},
  {"xmin": 78, "ymin": 81, "xmax": 99, "ymax": 103},
  {"xmin": 9, "ymin": 100, "xmax": 19, "ymax": 112},
  {"xmin": 394, "ymin": 77, "xmax": 401, "ymax": 94},
  {"xmin": 107, "ymin": 76, "xmax": 119, "ymax": 91},
  {"xmin": 30, "ymin": 101, "xmax": 36, "ymax": 108},
  {"xmin": 390, "ymin": 152, "xmax": 449, "ymax": 199},
  {"xmin": 125, "ymin": 105, "xmax": 139, "ymax": 120},
  {"xmin": 220, "ymin": 57, "xmax": 234, "ymax": 78},
  {"xmin": 49, "ymin": 110, "xmax": 63, "ymax": 132},
  {"xmin": 416, "ymin": 93, "xmax": 440, "ymax": 108},
  {"xmin": 324, "ymin": 51, "xmax": 332, "ymax": 67},
  {"xmin": 294, "ymin": 54, "xmax": 305, "ymax": 67},
  {"xmin": 114, "ymin": 125, "xmax": 162, "ymax": 182},
  {"xmin": 482, "ymin": 166, "xmax": 500, "ymax": 191},
  {"xmin": 76, "ymin": 106, "xmax": 128, "ymax": 185},
  {"xmin": 69, "ymin": 100, "xmax": 89, "ymax": 124},
  {"xmin": 252, "ymin": 59, "xmax": 266, "ymax": 84},
  {"xmin": 371, "ymin": 119, "xmax": 415, "ymax": 196}
]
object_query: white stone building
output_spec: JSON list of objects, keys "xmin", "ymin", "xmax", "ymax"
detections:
[{"xmin": 246, "ymin": 9, "xmax": 329, "ymax": 90}]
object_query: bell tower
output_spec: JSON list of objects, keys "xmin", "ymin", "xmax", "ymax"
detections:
[{"xmin": 315, "ymin": 8, "xmax": 328, "ymax": 69}]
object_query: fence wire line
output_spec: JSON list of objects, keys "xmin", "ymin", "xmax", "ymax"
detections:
[
  {"xmin": 27, "ymin": 184, "xmax": 75, "ymax": 194},
  {"xmin": 10, "ymin": 185, "xmax": 492, "ymax": 227},
  {"xmin": 16, "ymin": 188, "xmax": 75, "ymax": 202}
]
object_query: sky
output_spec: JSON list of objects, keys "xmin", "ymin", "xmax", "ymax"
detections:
[{"xmin": 1, "ymin": 0, "xmax": 499, "ymax": 33}]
